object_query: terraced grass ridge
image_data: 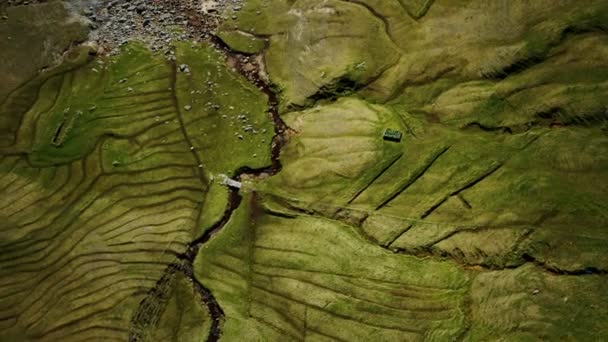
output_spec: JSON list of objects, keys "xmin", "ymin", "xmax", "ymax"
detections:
[
  {"xmin": 1, "ymin": 0, "xmax": 608, "ymax": 341},
  {"xmin": 0, "ymin": 35, "xmax": 273, "ymax": 340}
]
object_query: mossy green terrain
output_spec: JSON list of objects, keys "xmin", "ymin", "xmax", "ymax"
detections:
[
  {"xmin": 217, "ymin": 30, "xmax": 267, "ymax": 54},
  {"xmin": 220, "ymin": 0, "xmax": 608, "ymax": 113},
  {"xmin": 223, "ymin": 0, "xmax": 608, "ymax": 333},
  {"xmin": 219, "ymin": 0, "xmax": 401, "ymax": 109},
  {"xmin": 195, "ymin": 194, "xmax": 470, "ymax": 341},
  {"xmin": 0, "ymin": 1, "xmax": 88, "ymax": 147},
  {"xmin": 469, "ymin": 265, "xmax": 608, "ymax": 340},
  {"xmin": 139, "ymin": 272, "xmax": 212, "ymax": 342},
  {"xmin": 0, "ymin": 38, "xmax": 273, "ymax": 340},
  {"xmin": 1, "ymin": 0, "xmax": 608, "ymax": 340},
  {"xmin": 262, "ymin": 98, "xmax": 608, "ymax": 271},
  {"xmin": 174, "ymin": 42, "xmax": 274, "ymax": 176}
]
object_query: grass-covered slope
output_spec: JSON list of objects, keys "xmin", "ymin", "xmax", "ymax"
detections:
[
  {"xmin": 195, "ymin": 194, "xmax": 470, "ymax": 341},
  {"xmin": 236, "ymin": 0, "xmax": 608, "ymax": 274},
  {"xmin": 218, "ymin": 0, "xmax": 401, "ymax": 109},
  {"xmin": 195, "ymin": 194, "xmax": 608, "ymax": 341},
  {"xmin": 469, "ymin": 265, "xmax": 608, "ymax": 340},
  {"xmin": 259, "ymin": 96, "xmax": 608, "ymax": 273},
  {"xmin": 418, "ymin": 33, "xmax": 608, "ymax": 130},
  {"xmin": 132, "ymin": 270, "xmax": 212, "ymax": 342},
  {"xmin": 0, "ymin": 1, "xmax": 88, "ymax": 147},
  {"xmin": 0, "ymin": 41, "xmax": 273, "ymax": 341},
  {"xmin": 174, "ymin": 43, "xmax": 274, "ymax": 176},
  {"xmin": 220, "ymin": 0, "xmax": 608, "ymax": 114},
  {"xmin": 1, "ymin": 0, "xmax": 607, "ymax": 340}
]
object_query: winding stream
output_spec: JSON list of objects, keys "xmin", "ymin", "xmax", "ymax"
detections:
[{"xmin": 128, "ymin": 35, "xmax": 288, "ymax": 342}]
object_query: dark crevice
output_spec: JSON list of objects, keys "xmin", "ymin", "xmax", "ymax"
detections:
[
  {"xmin": 384, "ymin": 224, "xmax": 412, "ymax": 249},
  {"xmin": 521, "ymin": 253, "xmax": 608, "ymax": 276},
  {"xmin": 130, "ymin": 58, "xmax": 226, "ymax": 341},
  {"xmin": 547, "ymin": 108, "xmax": 608, "ymax": 127},
  {"xmin": 193, "ymin": 106, "xmax": 284, "ymax": 342},
  {"xmin": 334, "ymin": 207, "xmax": 370, "ymax": 228},
  {"xmin": 484, "ymin": 55, "xmax": 545, "ymax": 80},
  {"xmin": 536, "ymin": 107, "xmax": 561, "ymax": 120},
  {"xmin": 348, "ymin": 152, "xmax": 403, "ymax": 204},
  {"xmin": 391, "ymin": 243, "xmax": 608, "ymax": 277},
  {"xmin": 462, "ymin": 122, "xmax": 512, "ymax": 134},
  {"xmin": 308, "ymin": 77, "xmax": 361, "ymax": 103},
  {"xmin": 180, "ymin": 192, "xmax": 242, "ymax": 262},
  {"xmin": 456, "ymin": 194, "xmax": 472, "ymax": 209},
  {"xmin": 189, "ymin": 33, "xmax": 289, "ymax": 340},
  {"xmin": 262, "ymin": 194, "xmax": 316, "ymax": 217},
  {"xmin": 375, "ymin": 145, "xmax": 451, "ymax": 210},
  {"xmin": 450, "ymin": 163, "xmax": 503, "ymax": 196},
  {"xmin": 485, "ymin": 27, "xmax": 606, "ymax": 81},
  {"xmin": 130, "ymin": 191, "xmax": 241, "ymax": 342},
  {"xmin": 419, "ymin": 197, "xmax": 448, "ymax": 220}
]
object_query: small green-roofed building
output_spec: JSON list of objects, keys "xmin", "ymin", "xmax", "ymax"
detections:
[{"xmin": 383, "ymin": 128, "xmax": 402, "ymax": 142}]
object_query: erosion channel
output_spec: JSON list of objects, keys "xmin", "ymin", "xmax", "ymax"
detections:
[{"xmin": 129, "ymin": 38, "xmax": 288, "ymax": 342}]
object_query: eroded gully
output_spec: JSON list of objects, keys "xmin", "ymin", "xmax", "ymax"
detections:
[{"xmin": 128, "ymin": 36, "xmax": 288, "ymax": 342}]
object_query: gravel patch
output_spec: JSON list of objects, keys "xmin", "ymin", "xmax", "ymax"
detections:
[{"xmin": 77, "ymin": 0, "xmax": 242, "ymax": 55}]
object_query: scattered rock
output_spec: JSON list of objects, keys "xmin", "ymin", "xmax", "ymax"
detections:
[
  {"xmin": 179, "ymin": 64, "xmax": 190, "ymax": 73},
  {"xmin": 80, "ymin": 0, "xmax": 244, "ymax": 55}
]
